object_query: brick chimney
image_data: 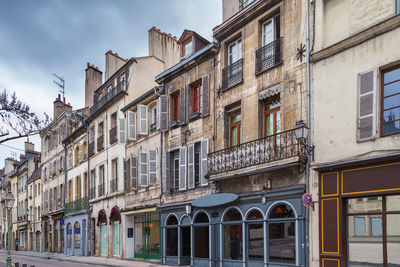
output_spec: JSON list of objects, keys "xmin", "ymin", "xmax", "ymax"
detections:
[
  {"xmin": 85, "ymin": 63, "xmax": 102, "ymax": 108},
  {"xmin": 53, "ymin": 94, "xmax": 72, "ymax": 119},
  {"xmin": 24, "ymin": 141, "xmax": 34, "ymax": 152}
]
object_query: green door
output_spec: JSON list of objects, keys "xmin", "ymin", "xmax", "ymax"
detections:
[
  {"xmin": 113, "ymin": 223, "xmax": 120, "ymax": 256},
  {"xmin": 134, "ymin": 213, "xmax": 160, "ymax": 259},
  {"xmin": 100, "ymin": 224, "xmax": 108, "ymax": 255}
]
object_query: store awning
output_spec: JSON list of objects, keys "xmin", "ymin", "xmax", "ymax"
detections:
[
  {"xmin": 122, "ymin": 207, "xmax": 157, "ymax": 215},
  {"xmin": 192, "ymin": 193, "xmax": 238, "ymax": 208}
]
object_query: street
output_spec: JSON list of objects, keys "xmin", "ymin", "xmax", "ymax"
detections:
[{"xmin": 0, "ymin": 253, "xmax": 94, "ymax": 267}]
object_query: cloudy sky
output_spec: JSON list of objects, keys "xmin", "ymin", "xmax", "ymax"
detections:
[{"xmin": 0, "ymin": 0, "xmax": 222, "ymax": 168}]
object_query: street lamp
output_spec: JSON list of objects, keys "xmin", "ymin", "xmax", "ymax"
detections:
[
  {"xmin": 2, "ymin": 191, "xmax": 15, "ymax": 267},
  {"xmin": 293, "ymin": 120, "xmax": 314, "ymax": 159}
]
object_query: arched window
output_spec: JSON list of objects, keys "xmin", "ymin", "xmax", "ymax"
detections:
[
  {"xmin": 166, "ymin": 215, "xmax": 178, "ymax": 256},
  {"xmin": 67, "ymin": 223, "xmax": 72, "ymax": 248},
  {"xmin": 194, "ymin": 212, "xmax": 209, "ymax": 259},
  {"xmin": 74, "ymin": 222, "xmax": 80, "ymax": 249},
  {"xmin": 268, "ymin": 203, "xmax": 295, "ymax": 264},
  {"xmin": 181, "ymin": 216, "xmax": 191, "ymax": 258},
  {"xmin": 246, "ymin": 209, "xmax": 264, "ymax": 262},
  {"xmin": 223, "ymin": 208, "xmax": 243, "ymax": 260}
]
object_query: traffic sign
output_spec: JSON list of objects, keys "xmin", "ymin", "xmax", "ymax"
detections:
[{"xmin": 302, "ymin": 193, "xmax": 313, "ymax": 208}]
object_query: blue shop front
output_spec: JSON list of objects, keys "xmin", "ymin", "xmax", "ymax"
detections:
[
  {"xmin": 64, "ymin": 211, "xmax": 90, "ymax": 256},
  {"xmin": 160, "ymin": 186, "xmax": 306, "ymax": 267}
]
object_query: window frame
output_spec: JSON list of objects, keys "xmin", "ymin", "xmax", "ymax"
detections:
[
  {"xmin": 191, "ymin": 82, "xmax": 202, "ymax": 115},
  {"xmin": 171, "ymin": 92, "xmax": 180, "ymax": 123},
  {"xmin": 380, "ymin": 64, "xmax": 400, "ymax": 137},
  {"xmin": 229, "ymin": 111, "xmax": 242, "ymax": 147},
  {"xmin": 264, "ymin": 96, "xmax": 281, "ymax": 137},
  {"xmin": 228, "ymin": 39, "xmax": 242, "ymax": 66}
]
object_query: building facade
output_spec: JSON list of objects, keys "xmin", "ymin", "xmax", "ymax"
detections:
[
  {"xmin": 27, "ymin": 163, "xmax": 42, "ymax": 252},
  {"xmin": 310, "ymin": 1, "xmax": 400, "ymax": 267}
]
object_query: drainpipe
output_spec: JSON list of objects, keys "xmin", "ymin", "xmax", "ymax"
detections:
[
  {"xmin": 153, "ymin": 85, "xmax": 163, "ymax": 204},
  {"xmin": 305, "ymin": 0, "xmax": 311, "ymax": 267},
  {"xmin": 61, "ymin": 115, "xmax": 68, "ymax": 255},
  {"xmin": 84, "ymin": 118, "xmax": 90, "ymax": 257}
]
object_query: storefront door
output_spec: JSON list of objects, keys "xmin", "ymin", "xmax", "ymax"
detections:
[
  {"xmin": 134, "ymin": 212, "xmax": 160, "ymax": 259},
  {"xmin": 100, "ymin": 224, "xmax": 108, "ymax": 255},
  {"xmin": 113, "ymin": 223, "xmax": 120, "ymax": 256}
]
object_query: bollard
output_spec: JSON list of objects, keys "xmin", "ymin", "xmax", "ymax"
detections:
[{"xmin": 22, "ymin": 264, "xmax": 27, "ymax": 267}]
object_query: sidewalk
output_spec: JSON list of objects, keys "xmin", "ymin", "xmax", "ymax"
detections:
[{"xmin": 0, "ymin": 250, "xmax": 170, "ymax": 267}]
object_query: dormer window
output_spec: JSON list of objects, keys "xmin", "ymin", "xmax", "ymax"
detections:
[
  {"xmin": 240, "ymin": 0, "xmax": 254, "ymax": 9},
  {"xmin": 184, "ymin": 41, "xmax": 193, "ymax": 57}
]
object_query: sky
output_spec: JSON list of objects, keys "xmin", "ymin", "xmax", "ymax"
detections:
[{"xmin": 0, "ymin": 0, "xmax": 222, "ymax": 169}]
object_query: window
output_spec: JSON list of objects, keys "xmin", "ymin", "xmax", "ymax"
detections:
[
  {"xmin": 67, "ymin": 223, "xmax": 72, "ymax": 248},
  {"xmin": 68, "ymin": 180, "xmax": 73, "ymax": 202},
  {"xmin": 192, "ymin": 82, "xmax": 202, "ymax": 115},
  {"xmin": 173, "ymin": 154, "xmax": 179, "ymax": 191},
  {"xmin": 111, "ymin": 112, "xmax": 117, "ymax": 129},
  {"xmin": 381, "ymin": 65, "xmax": 400, "ymax": 136},
  {"xmin": 194, "ymin": 212, "xmax": 209, "ymax": 259},
  {"xmin": 397, "ymin": 0, "xmax": 400, "ymax": 15},
  {"xmin": 268, "ymin": 204, "xmax": 295, "ymax": 264},
  {"xmin": 240, "ymin": 0, "xmax": 254, "ymax": 8},
  {"xmin": 184, "ymin": 41, "xmax": 193, "ymax": 57},
  {"xmin": 228, "ymin": 39, "xmax": 242, "ymax": 65},
  {"xmin": 223, "ymin": 208, "xmax": 243, "ymax": 260},
  {"xmin": 264, "ymin": 97, "xmax": 281, "ymax": 137},
  {"xmin": 151, "ymin": 105, "xmax": 157, "ymax": 126},
  {"xmin": 98, "ymin": 121, "xmax": 104, "ymax": 136},
  {"xmin": 194, "ymin": 143, "xmax": 201, "ymax": 186},
  {"xmin": 230, "ymin": 112, "xmax": 241, "ymax": 147},
  {"xmin": 74, "ymin": 222, "xmax": 80, "ymax": 249},
  {"xmin": 171, "ymin": 93, "xmax": 180, "ymax": 122},
  {"xmin": 247, "ymin": 209, "xmax": 264, "ymax": 261},
  {"xmin": 166, "ymin": 215, "xmax": 178, "ymax": 256},
  {"xmin": 83, "ymin": 172, "xmax": 87, "ymax": 197},
  {"xmin": 262, "ymin": 14, "xmax": 280, "ymax": 47},
  {"xmin": 75, "ymin": 176, "xmax": 81, "ymax": 200},
  {"xmin": 111, "ymin": 159, "xmax": 118, "ymax": 192}
]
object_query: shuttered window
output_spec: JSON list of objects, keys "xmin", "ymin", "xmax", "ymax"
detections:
[
  {"xmin": 179, "ymin": 146, "xmax": 187, "ymax": 190},
  {"xmin": 130, "ymin": 154, "xmax": 138, "ymax": 190},
  {"xmin": 159, "ymin": 95, "xmax": 168, "ymax": 131},
  {"xmin": 139, "ymin": 151, "xmax": 148, "ymax": 187},
  {"xmin": 180, "ymin": 87, "xmax": 187, "ymax": 124},
  {"xmin": 119, "ymin": 118, "xmax": 126, "ymax": 143},
  {"xmin": 200, "ymin": 139, "xmax": 209, "ymax": 186},
  {"xmin": 171, "ymin": 93, "xmax": 180, "ymax": 122},
  {"xmin": 357, "ymin": 69, "xmax": 376, "ymax": 141},
  {"xmin": 381, "ymin": 65, "xmax": 400, "ymax": 136},
  {"xmin": 188, "ymin": 144, "xmax": 195, "ymax": 189},
  {"xmin": 127, "ymin": 111, "xmax": 136, "ymax": 140},
  {"xmin": 202, "ymin": 74, "xmax": 210, "ymax": 116},
  {"xmin": 148, "ymin": 149, "xmax": 157, "ymax": 185},
  {"xmin": 138, "ymin": 104, "xmax": 148, "ymax": 135}
]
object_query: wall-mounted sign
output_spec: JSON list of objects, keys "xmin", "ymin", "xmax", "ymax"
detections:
[{"xmin": 302, "ymin": 193, "xmax": 313, "ymax": 208}]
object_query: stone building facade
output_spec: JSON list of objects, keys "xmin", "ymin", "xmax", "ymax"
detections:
[{"xmin": 310, "ymin": 1, "xmax": 400, "ymax": 267}]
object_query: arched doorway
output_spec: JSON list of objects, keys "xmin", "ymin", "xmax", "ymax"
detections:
[
  {"xmin": 110, "ymin": 206, "xmax": 121, "ymax": 256},
  {"xmin": 66, "ymin": 223, "xmax": 72, "ymax": 255},
  {"xmin": 35, "ymin": 231, "xmax": 41, "ymax": 252},
  {"xmin": 98, "ymin": 209, "xmax": 108, "ymax": 256},
  {"xmin": 74, "ymin": 222, "xmax": 81, "ymax": 254}
]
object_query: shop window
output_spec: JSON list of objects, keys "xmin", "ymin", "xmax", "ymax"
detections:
[
  {"xmin": 268, "ymin": 204, "xmax": 295, "ymax": 264},
  {"xmin": 181, "ymin": 216, "xmax": 191, "ymax": 258},
  {"xmin": 194, "ymin": 212, "xmax": 209, "ymax": 259},
  {"xmin": 381, "ymin": 65, "xmax": 400, "ymax": 136},
  {"xmin": 223, "ymin": 208, "xmax": 243, "ymax": 260},
  {"xmin": 247, "ymin": 209, "xmax": 264, "ymax": 261},
  {"xmin": 67, "ymin": 223, "xmax": 72, "ymax": 248},
  {"xmin": 74, "ymin": 222, "xmax": 80, "ymax": 249},
  {"xmin": 347, "ymin": 195, "xmax": 400, "ymax": 266},
  {"xmin": 166, "ymin": 215, "xmax": 178, "ymax": 256}
]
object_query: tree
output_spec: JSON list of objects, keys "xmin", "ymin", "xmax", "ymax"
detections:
[{"xmin": 0, "ymin": 89, "xmax": 50, "ymax": 144}]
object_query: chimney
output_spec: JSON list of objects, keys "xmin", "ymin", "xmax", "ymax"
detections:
[
  {"xmin": 53, "ymin": 94, "xmax": 73, "ymax": 118},
  {"xmin": 85, "ymin": 63, "xmax": 102, "ymax": 108},
  {"xmin": 105, "ymin": 50, "xmax": 127, "ymax": 81},
  {"xmin": 24, "ymin": 141, "xmax": 34, "ymax": 153}
]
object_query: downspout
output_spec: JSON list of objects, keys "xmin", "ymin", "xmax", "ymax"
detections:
[
  {"xmin": 61, "ymin": 115, "xmax": 68, "ymax": 255},
  {"xmin": 154, "ymin": 85, "xmax": 163, "ymax": 204},
  {"xmin": 84, "ymin": 118, "xmax": 90, "ymax": 257},
  {"xmin": 305, "ymin": 0, "xmax": 311, "ymax": 267}
]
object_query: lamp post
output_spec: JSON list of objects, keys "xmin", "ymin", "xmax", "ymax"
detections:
[
  {"xmin": 294, "ymin": 120, "xmax": 314, "ymax": 159},
  {"xmin": 3, "ymin": 191, "xmax": 15, "ymax": 267}
]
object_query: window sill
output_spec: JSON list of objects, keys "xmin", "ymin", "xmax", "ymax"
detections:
[
  {"xmin": 170, "ymin": 121, "xmax": 180, "ymax": 129},
  {"xmin": 189, "ymin": 112, "xmax": 201, "ymax": 122}
]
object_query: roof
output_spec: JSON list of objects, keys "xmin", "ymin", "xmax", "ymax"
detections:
[
  {"xmin": 121, "ymin": 87, "xmax": 158, "ymax": 112},
  {"xmin": 155, "ymin": 42, "xmax": 219, "ymax": 82},
  {"xmin": 63, "ymin": 124, "xmax": 86, "ymax": 145},
  {"xmin": 27, "ymin": 167, "xmax": 41, "ymax": 183},
  {"xmin": 178, "ymin": 29, "xmax": 210, "ymax": 45}
]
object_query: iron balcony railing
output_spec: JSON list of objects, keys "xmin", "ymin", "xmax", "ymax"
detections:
[
  {"xmin": 109, "ymin": 126, "xmax": 118, "ymax": 145},
  {"xmin": 110, "ymin": 179, "xmax": 118, "ymax": 193},
  {"xmin": 222, "ymin": 58, "xmax": 243, "ymax": 91},
  {"xmin": 207, "ymin": 128, "xmax": 307, "ymax": 176},
  {"xmin": 90, "ymin": 80, "xmax": 127, "ymax": 116},
  {"xmin": 255, "ymin": 38, "xmax": 283, "ymax": 75},
  {"xmin": 88, "ymin": 141, "xmax": 95, "ymax": 157},
  {"xmin": 97, "ymin": 135, "xmax": 104, "ymax": 152},
  {"xmin": 65, "ymin": 197, "xmax": 88, "ymax": 214},
  {"xmin": 89, "ymin": 186, "xmax": 96, "ymax": 199},
  {"xmin": 98, "ymin": 184, "xmax": 104, "ymax": 197}
]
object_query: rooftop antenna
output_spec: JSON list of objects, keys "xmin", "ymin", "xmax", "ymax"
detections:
[{"xmin": 53, "ymin": 73, "xmax": 65, "ymax": 99}]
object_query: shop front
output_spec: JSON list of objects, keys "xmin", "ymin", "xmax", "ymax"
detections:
[
  {"xmin": 160, "ymin": 187, "xmax": 306, "ymax": 267},
  {"xmin": 318, "ymin": 157, "xmax": 400, "ymax": 267},
  {"xmin": 64, "ymin": 214, "xmax": 89, "ymax": 256}
]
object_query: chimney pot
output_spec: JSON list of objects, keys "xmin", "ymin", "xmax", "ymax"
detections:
[
  {"xmin": 115, "ymin": 53, "xmax": 118, "ymax": 56},
  {"xmin": 63, "ymin": 97, "xmax": 66, "ymax": 103},
  {"xmin": 87, "ymin": 62, "xmax": 90, "ymax": 67}
]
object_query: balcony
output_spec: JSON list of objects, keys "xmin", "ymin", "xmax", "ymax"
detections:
[
  {"xmin": 98, "ymin": 184, "xmax": 104, "ymax": 197},
  {"xmin": 110, "ymin": 179, "xmax": 118, "ymax": 193},
  {"xmin": 109, "ymin": 126, "xmax": 118, "ymax": 145},
  {"xmin": 97, "ymin": 135, "xmax": 104, "ymax": 152},
  {"xmin": 90, "ymin": 80, "xmax": 127, "ymax": 116},
  {"xmin": 222, "ymin": 58, "xmax": 243, "ymax": 91},
  {"xmin": 89, "ymin": 187, "xmax": 95, "ymax": 199},
  {"xmin": 65, "ymin": 197, "xmax": 88, "ymax": 214},
  {"xmin": 88, "ymin": 141, "xmax": 95, "ymax": 157},
  {"xmin": 255, "ymin": 38, "xmax": 282, "ymax": 75},
  {"xmin": 207, "ymin": 128, "xmax": 307, "ymax": 180}
]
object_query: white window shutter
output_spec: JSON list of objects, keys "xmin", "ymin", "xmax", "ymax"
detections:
[
  {"xmin": 130, "ymin": 154, "xmax": 137, "ymax": 190},
  {"xmin": 139, "ymin": 151, "xmax": 148, "ymax": 187},
  {"xmin": 56, "ymin": 158, "xmax": 59, "ymax": 173},
  {"xmin": 49, "ymin": 163, "xmax": 53, "ymax": 177},
  {"xmin": 127, "ymin": 111, "xmax": 136, "ymax": 140},
  {"xmin": 148, "ymin": 149, "xmax": 157, "ymax": 185},
  {"xmin": 179, "ymin": 146, "xmax": 187, "ymax": 190},
  {"xmin": 188, "ymin": 144, "xmax": 195, "ymax": 189},
  {"xmin": 357, "ymin": 69, "xmax": 377, "ymax": 141},
  {"xmin": 156, "ymin": 98, "xmax": 161, "ymax": 129},
  {"xmin": 159, "ymin": 95, "xmax": 168, "ymax": 131},
  {"xmin": 119, "ymin": 118, "xmax": 126, "ymax": 144},
  {"xmin": 200, "ymin": 139, "xmax": 209, "ymax": 186},
  {"xmin": 138, "ymin": 104, "xmax": 148, "ymax": 135}
]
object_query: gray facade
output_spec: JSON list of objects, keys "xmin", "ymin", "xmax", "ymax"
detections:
[{"xmin": 64, "ymin": 212, "xmax": 90, "ymax": 256}]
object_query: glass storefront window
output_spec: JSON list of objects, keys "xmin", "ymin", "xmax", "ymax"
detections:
[
  {"xmin": 194, "ymin": 212, "xmax": 209, "ymax": 259},
  {"xmin": 387, "ymin": 214, "xmax": 400, "ymax": 266},
  {"xmin": 166, "ymin": 216, "xmax": 178, "ymax": 256},
  {"xmin": 67, "ymin": 223, "xmax": 72, "ymax": 248},
  {"xmin": 74, "ymin": 222, "xmax": 80, "ymax": 249},
  {"xmin": 247, "ymin": 209, "xmax": 264, "ymax": 261},
  {"xmin": 223, "ymin": 208, "xmax": 243, "ymax": 260}
]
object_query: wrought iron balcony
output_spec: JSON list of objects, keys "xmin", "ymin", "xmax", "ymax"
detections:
[
  {"xmin": 255, "ymin": 38, "xmax": 282, "ymax": 75},
  {"xmin": 110, "ymin": 179, "xmax": 118, "ymax": 193},
  {"xmin": 90, "ymin": 80, "xmax": 127, "ymax": 116},
  {"xmin": 65, "ymin": 197, "xmax": 88, "ymax": 214},
  {"xmin": 88, "ymin": 141, "xmax": 95, "ymax": 157},
  {"xmin": 109, "ymin": 126, "xmax": 118, "ymax": 145},
  {"xmin": 98, "ymin": 184, "xmax": 104, "ymax": 197},
  {"xmin": 222, "ymin": 58, "xmax": 243, "ymax": 91},
  {"xmin": 97, "ymin": 135, "xmax": 104, "ymax": 152},
  {"xmin": 207, "ymin": 128, "xmax": 307, "ymax": 177},
  {"xmin": 89, "ymin": 186, "xmax": 95, "ymax": 199}
]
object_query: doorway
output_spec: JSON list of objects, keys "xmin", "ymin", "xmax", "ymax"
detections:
[
  {"xmin": 134, "ymin": 212, "xmax": 160, "ymax": 259},
  {"xmin": 100, "ymin": 224, "xmax": 108, "ymax": 255}
]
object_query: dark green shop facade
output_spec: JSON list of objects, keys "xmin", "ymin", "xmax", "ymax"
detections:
[{"xmin": 160, "ymin": 186, "xmax": 306, "ymax": 267}]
